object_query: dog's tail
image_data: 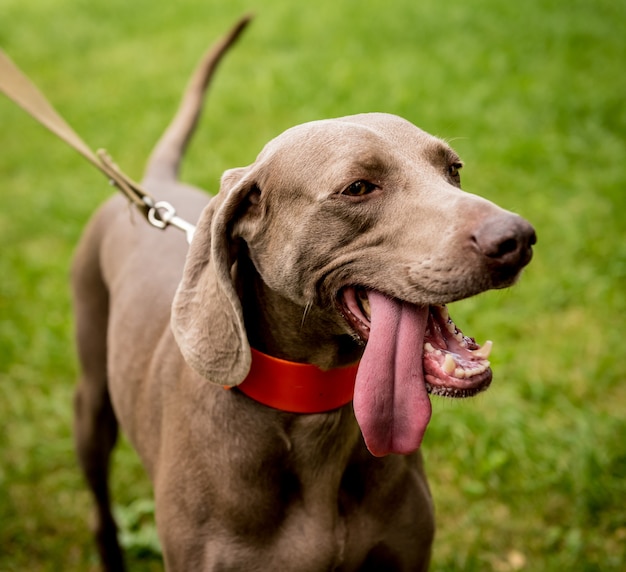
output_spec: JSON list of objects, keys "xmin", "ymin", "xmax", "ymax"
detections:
[{"xmin": 143, "ymin": 15, "xmax": 251, "ymax": 183}]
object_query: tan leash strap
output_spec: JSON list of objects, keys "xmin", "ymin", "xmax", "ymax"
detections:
[{"xmin": 0, "ymin": 49, "xmax": 153, "ymax": 218}]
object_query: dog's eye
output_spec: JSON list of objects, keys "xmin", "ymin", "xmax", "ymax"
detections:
[
  {"xmin": 447, "ymin": 162, "xmax": 463, "ymax": 181},
  {"xmin": 342, "ymin": 180, "xmax": 378, "ymax": 197}
]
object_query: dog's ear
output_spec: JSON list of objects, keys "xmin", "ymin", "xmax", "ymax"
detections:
[{"xmin": 171, "ymin": 167, "xmax": 255, "ymax": 386}]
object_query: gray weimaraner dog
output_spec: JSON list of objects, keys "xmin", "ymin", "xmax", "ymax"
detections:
[{"xmin": 72, "ymin": 18, "xmax": 535, "ymax": 572}]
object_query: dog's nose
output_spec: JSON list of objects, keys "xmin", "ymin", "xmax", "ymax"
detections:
[{"xmin": 473, "ymin": 213, "xmax": 536, "ymax": 272}]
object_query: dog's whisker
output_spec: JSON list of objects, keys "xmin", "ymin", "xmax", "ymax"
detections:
[{"xmin": 301, "ymin": 302, "xmax": 312, "ymax": 329}]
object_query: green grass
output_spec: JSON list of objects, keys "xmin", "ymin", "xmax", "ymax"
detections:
[{"xmin": 1, "ymin": 0, "xmax": 624, "ymax": 570}]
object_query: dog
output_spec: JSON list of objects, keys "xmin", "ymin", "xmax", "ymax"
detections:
[{"xmin": 71, "ymin": 17, "xmax": 535, "ymax": 571}]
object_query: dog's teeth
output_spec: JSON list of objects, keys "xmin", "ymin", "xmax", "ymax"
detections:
[
  {"xmin": 454, "ymin": 367, "xmax": 466, "ymax": 379},
  {"xmin": 472, "ymin": 340, "xmax": 493, "ymax": 359},
  {"xmin": 439, "ymin": 305, "xmax": 449, "ymax": 321},
  {"xmin": 424, "ymin": 342, "xmax": 435, "ymax": 353},
  {"xmin": 356, "ymin": 290, "xmax": 371, "ymax": 320},
  {"xmin": 445, "ymin": 319, "xmax": 465, "ymax": 342},
  {"xmin": 361, "ymin": 298, "xmax": 371, "ymax": 319},
  {"xmin": 464, "ymin": 361, "xmax": 491, "ymax": 378},
  {"xmin": 443, "ymin": 353, "xmax": 457, "ymax": 374}
]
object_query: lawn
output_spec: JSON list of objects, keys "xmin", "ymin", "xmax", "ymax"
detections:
[{"xmin": 1, "ymin": 0, "xmax": 624, "ymax": 570}]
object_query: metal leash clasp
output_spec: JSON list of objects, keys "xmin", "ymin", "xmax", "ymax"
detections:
[{"xmin": 145, "ymin": 198, "xmax": 196, "ymax": 244}]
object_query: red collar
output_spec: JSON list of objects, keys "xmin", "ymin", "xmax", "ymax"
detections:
[{"xmin": 234, "ymin": 348, "xmax": 359, "ymax": 413}]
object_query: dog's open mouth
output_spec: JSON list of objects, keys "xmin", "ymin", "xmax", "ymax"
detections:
[
  {"xmin": 338, "ymin": 286, "xmax": 493, "ymax": 457},
  {"xmin": 340, "ymin": 286, "xmax": 493, "ymax": 396}
]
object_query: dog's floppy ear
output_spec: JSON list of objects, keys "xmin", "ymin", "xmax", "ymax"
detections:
[{"xmin": 171, "ymin": 167, "xmax": 255, "ymax": 386}]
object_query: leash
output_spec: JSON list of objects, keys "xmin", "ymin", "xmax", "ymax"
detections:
[
  {"xmin": 1, "ymin": 43, "xmax": 361, "ymax": 413},
  {"xmin": 0, "ymin": 49, "xmax": 196, "ymax": 244}
]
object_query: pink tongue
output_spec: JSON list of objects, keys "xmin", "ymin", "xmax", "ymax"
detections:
[{"xmin": 353, "ymin": 291, "xmax": 432, "ymax": 457}]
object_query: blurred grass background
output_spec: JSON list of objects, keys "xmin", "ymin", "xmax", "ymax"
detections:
[{"xmin": 0, "ymin": 0, "xmax": 624, "ymax": 570}]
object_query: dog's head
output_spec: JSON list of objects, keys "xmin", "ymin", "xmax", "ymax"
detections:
[{"xmin": 171, "ymin": 112, "xmax": 535, "ymax": 456}]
